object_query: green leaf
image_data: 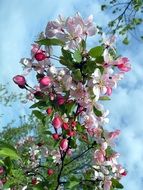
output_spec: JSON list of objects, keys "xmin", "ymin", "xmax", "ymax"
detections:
[
  {"xmin": 32, "ymin": 110, "xmax": 45, "ymax": 120},
  {"xmin": 61, "ymin": 48, "xmax": 73, "ymax": 61},
  {"xmin": 76, "ymin": 124, "xmax": 85, "ymax": 133},
  {"xmin": 99, "ymin": 96, "xmax": 111, "ymax": 100},
  {"xmin": 122, "ymin": 37, "xmax": 129, "ymax": 45},
  {"xmin": 93, "ymin": 107, "xmax": 102, "ymax": 117},
  {"xmin": 36, "ymin": 38, "xmax": 65, "ymax": 46},
  {"xmin": 60, "ymin": 56, "xmax": 73, "ymax": 69},
  {"xmin": 70, "ymin": 139, "xmax": 77, "ymax": 149},
  {"xmin": 80, "ymin": 39, "xmax": 86, "ymax": 52},
  {"xmin": 82, "ymin": 61, "xmax": 97, "ymax": 76},
  {"xmin": 65, "ymin": 101, "xmax": 76, "ymax": 116},
  {"xmin": 111, "ymin": 178, "xmax": 124, "ymax": 189},
  {"xmin": 72, "ymin": 69, "xmax": 82, "ymax": 81},
  {"xmin": 68, "ymin": 180, "xmax": 79, "ymax": 189},
  {"xmin": 89, "ymin": 46, "xmax": 104, "ymax": 58},
  {"xmin": 0, "ymin": 142, "xmax": 20, "ymax": 160},
  {"xmin": 95, "ymin": 56, "xmax": 104, "ymax": 63},
  {"xmin": 44, "ymin": 131, "xmax": 52, "ymax": 135},
  {"xmin": 73, "ymin": 50, "xmax": 82, "ymax": 63},
  {"xmin": 30, "ymin": 101, "xmax": 46, "ymax": 109},
  {"xmin": 105, "ymin": 146, "xmax": 114, "ymax": 157}
]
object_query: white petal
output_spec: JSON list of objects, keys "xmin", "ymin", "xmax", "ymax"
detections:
[
  {"xmin": 103, "ymin": 49, "xmax": 110, "ymax": 63},
  {"xmin": 93, "ymin": 86, "xmax": 100, "ymax": 101},
  {"xmin": 101, "ymin": 86, "xmax": 107, "ymax": 94},
  {"xmin": 93, "ymin": 68, "xmax": 101, "ymax": 78}
]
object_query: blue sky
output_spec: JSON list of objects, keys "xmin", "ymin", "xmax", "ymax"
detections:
[{"xmin": 0, "ymin": 0, "xmax": 143, "ymax": 189}]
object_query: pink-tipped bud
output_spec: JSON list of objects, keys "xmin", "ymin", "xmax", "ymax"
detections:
[
  {"xmin": 52, "ymin": 133, "xmax": 59, "ymax": 140},
  {"xmin": 49, "ymin": 92, "xmax": 55, "ymax": 101},
  {"xmin": 106, "ymin": 87, "xmax": 112, "ymax": 96},
  {"xmin": 31, "ymin": 178, "xmax": 37, "ymax": 185},
  {"xmin": 60, "ymin": 139, "xmax": 68, "ymax": 151},
  {"xmin": 117, "ymin": 64, "xmax": 131, "ymax": 72},
  {"xmin": 0, "ymin": 167, "xmax": 4, "ymax": 175},
  {"xmin": 57, "ymin": 95, "xmax": 65, "ymax": 105},
  {"xmin": 1, "ymin": 178, "xmax": 7, "ymax": 184},
  {"xmin": 13, "ymin": 75, "xmax": 26, "ymax": 87},
  {"xmin": 46, "ymin": 107, "xmax": 53, "ymax": 115},
  {"xmin": 67, "ymin": 149, "xmax": 72, "ymax": 156},
  {"xmin": 121, "ymin": 171, "xmax": 127, "ymax": 176},
  {"xmin": 71, "ymin": 121, "xmax": 77, "ymax": 128},
  {"xmin": 52, "ymin": 116, "xmax": 62, "ymax": 129},
  {"xmin": 67, "ymin": 130, "xmax": 76, "ymax": 137},
  {"xmin": 109, "ymin": 129, "xmax": 120, "ymax": 139},
  {"xmin": 35, "ymin": 52, "xmax": 47, "ymax": 61},
  {"xmin": 47, "ymin": 169, "xmax": 54, "ymax": 176},
  {"xmin": 39, "ymin": 76, "xmax": 51, "ymax": 86},
  {"xmin": 62, "ymin": 123, "xmax": 69, "ymax": 130}
]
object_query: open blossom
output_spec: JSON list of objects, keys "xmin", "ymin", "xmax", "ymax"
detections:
[
  {"xmin": 91, "ymin": 69, "xmax": 108, "ymax": 101},
  {"xmin": 94, "ymin": 149, "xmax": 105, "ymax": 164},
  {"xmin": 45, "ymin": 13, "xmax": 96, "ymax": 49},
  {"xmin": 70, "ymin": 82, "xmax": 86, "ymax": 101}
]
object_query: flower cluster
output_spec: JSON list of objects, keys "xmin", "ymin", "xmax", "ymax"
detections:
[{"xmin": 7, "ymin": 13, "xmax": 131, "ymax": 190}]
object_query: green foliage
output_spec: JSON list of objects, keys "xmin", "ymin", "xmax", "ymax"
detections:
[
  {"xmin": 122, "ymin": 37, "xmax": 129, "ymax": 45},
  {"xmin": 111, "ymin": 178, "xmax": 124, "ymax": 189},
  {"xmin": 100, "ymin": 0, "xmax": 143, "ymax": 43},
  {"xmin": 73, "ymin": 50, "xmax": 82, "ymax": 63},
  {"xmin": 72, "ymin": 69, "xmax": 83, "ymax": 81},
  {"xmin": 89, "ymin": 46, "xmax": 104, "ymax": 58},
  {"xmin": 93, "ymin": 106, "xmax": 103, "ymax": 117},
  {"xmin": 0, "ymin": 83, "xmax": 25, "ymax": 106},
  {"xmin": 0, "ymin": 142, "xmax": 20, "ymax": 160},
  {"xmin": 36, "ymin": 38, "xmax": 65, "ymax": 46},
  {"xmin": 99, "ymin": 96, "xmax": 111, "ymax": 100}
]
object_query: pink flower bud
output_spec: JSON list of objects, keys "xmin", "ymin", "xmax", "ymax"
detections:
[
  {"xmin": 31, "ymin": 178, "xmax": 37, "ymax": 185},
  {"xmin": 116, "ymin": 57, "xmax": 131, "ymax": 72},
  {"xmin": 71, "ymin": 121, "xmax": 77, "ymax": 128},
  {"xmin": 49, "ymin": 92, "xmax": 55, "ymax": 101},
  {"xmin": 35, "ymin": 52, "xmax": 47, "ymax": 61},
  {"xmin": 0, "ymin": 167, "xmax": 4, "ymax": 175},
  {"xmin": 109, "ymin": 129, "xmax": 120, "ymax": 139},
  {"xmin": 46, "ymin": 107, "xmax": 53, "ymax": 115},
  {"xmin": 106, "ymin": 87, "xmax": 112, "ymax": 96},
  {"xmin": 117, "ymin": 64, "xmax": 131, "ymax": 72},
  {"xmin": 1, "ymin": 178, "xmax": 7, "ymax": 184},
  {"xmin": 60, "ymin": 139, "xmax": 68, "ymax": 151},
  {"xmin": 39, "ymin": 76, "xmax": 51, "ymax": 86},
  {"xmin": 67, "ymin": 148, "xmax": 72, "ymax": 156},
  {"xmin": 13, "ymin": 75, "xmax": 26, "ymax": 87},
  {"xmin": 47, "ymin": 169, "xmax": 54, "ymax": 176},
  {"xmin": 121, "ymin": 171, "xmax": 127, "ymax": 176},
  {"xmin": 62, "ymin": 123, "xmax": 69, "ymax": 130},
  {"xmin": 52, "ymin": 133, "xmax": 59, "ymax": 140},
  {"xmin": 67, "ymin": 130, "xmax": 76, "ymax": 137},
  {"xmin": 52, "ymin": 116, "xmax": 62, "ymax": 129},
  {"xmin": 57, "ymin": 94, "xmax": 65, "ymax": 105}
]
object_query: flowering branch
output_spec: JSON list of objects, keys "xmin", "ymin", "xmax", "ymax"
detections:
[{"xmin": 0, "ymin": 13, "xmax": 131, "ymax": 190}]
